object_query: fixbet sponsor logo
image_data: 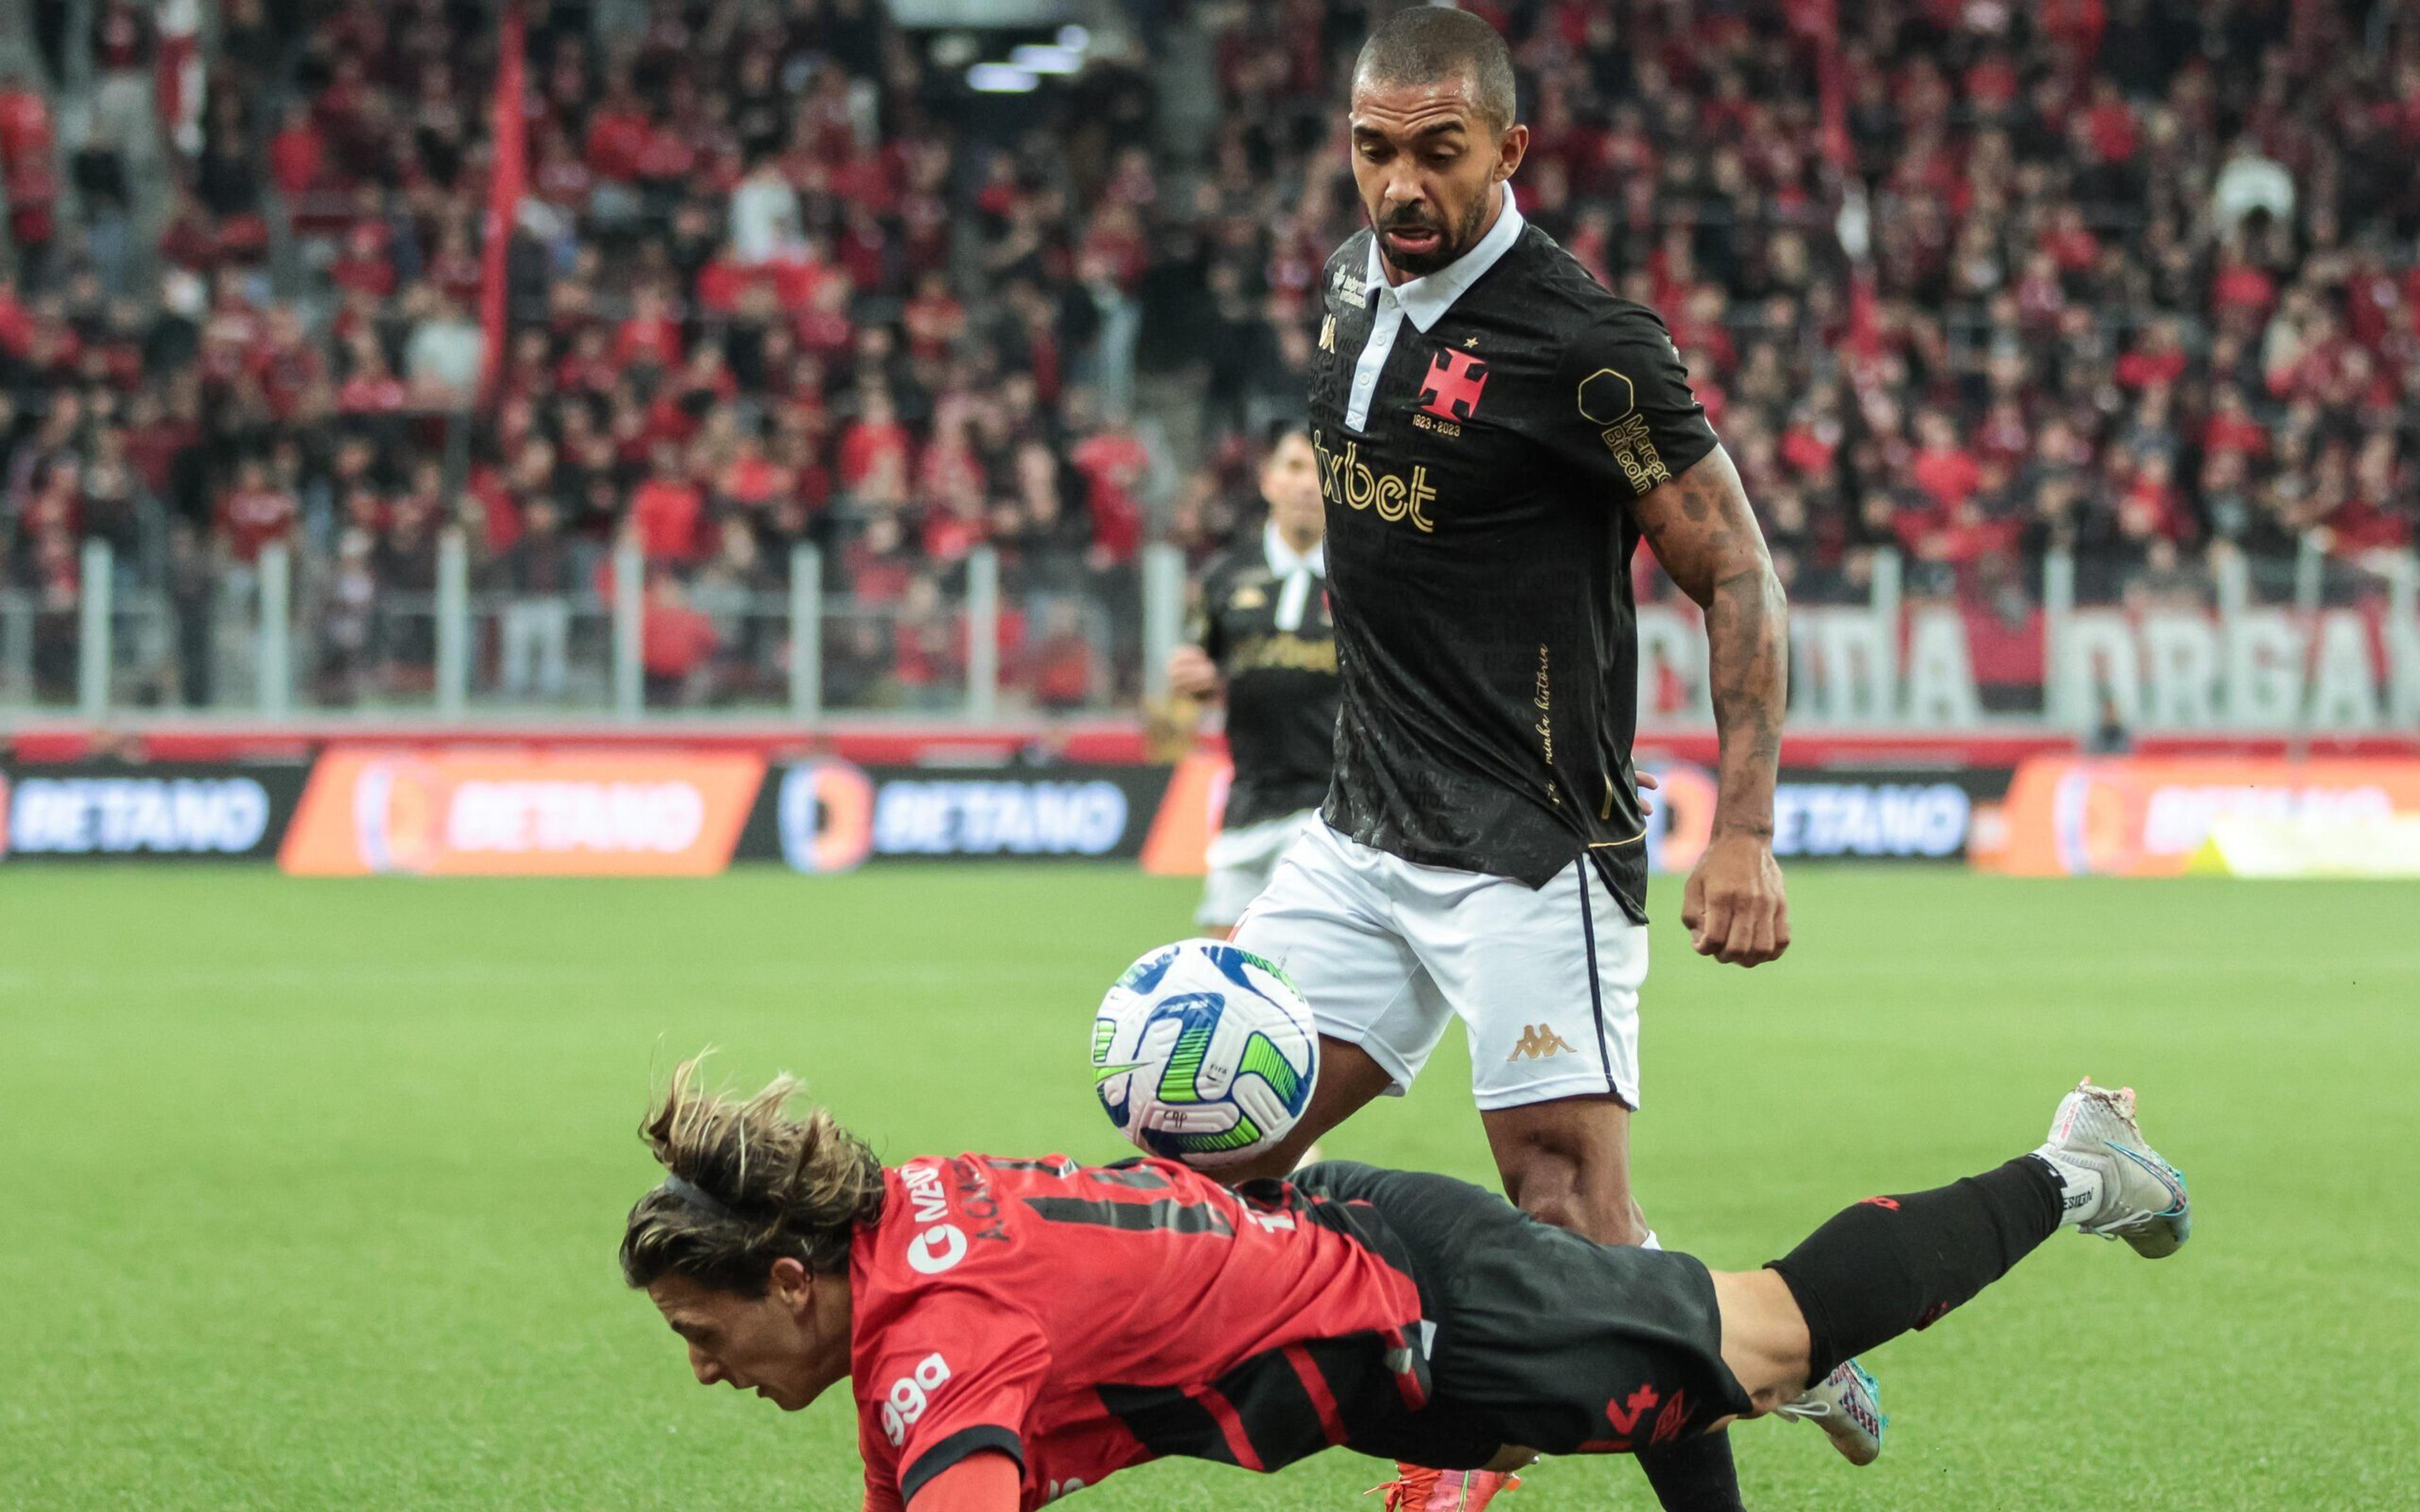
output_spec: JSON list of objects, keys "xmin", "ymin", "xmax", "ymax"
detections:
[
  {"xmin": 6, "ymin": 776, "xmax": 272, "ymax": 856},
  {"xmin": 443, "ymin": 779, "xmax": 706, "ymax": 854},
  {"xmin": 872, "ymin": 778, "xmax": 1129, "ymax": 857},
  {"xmin": 899, "ymin": 1160, "xmax": 967, "ymax": 1276},
  {"xmin": 1312, "ymin": 428, "xmax": 1438, "ymax": 534}
]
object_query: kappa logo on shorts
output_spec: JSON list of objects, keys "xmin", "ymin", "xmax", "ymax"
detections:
[{"xmin": 1507, "ymin": 1024, "xmax": 1578, "ymax": 1062}]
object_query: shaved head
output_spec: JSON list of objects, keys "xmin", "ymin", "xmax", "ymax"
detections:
[{"xmin": 1353, "ymin": 6, "xmax": 1517, "ymax": 135}]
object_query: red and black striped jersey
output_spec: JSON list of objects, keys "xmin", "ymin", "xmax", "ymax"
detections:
[{"xmin": 850, "ymin": 1153, "xmax": 1431, "ymax": 1510}]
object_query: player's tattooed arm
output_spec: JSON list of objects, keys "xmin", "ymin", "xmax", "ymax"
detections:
[{"xmin": 1632, "ymin": 444, "xmax": 1792, "ymax": 967}]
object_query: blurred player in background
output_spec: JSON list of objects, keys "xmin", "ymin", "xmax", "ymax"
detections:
[
  {"xmin": 1226, "ymin": 13, "xmax": 1823, "ymax": 1507},
  {"xmin": 1165, "ymin": 426, "xmax": 1339, "ymax": 938},
  {"xmin": 625, "ymin": 1062, "xmax": 2191, "ymax": 1512}
]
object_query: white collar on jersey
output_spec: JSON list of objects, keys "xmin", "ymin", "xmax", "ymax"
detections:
[
  {"xmin": 1262, "ymin": 520, "xmax": 1325, "ymax": 580},
  {"xmin": 1263, "ymin": 520, "xmax": 1324, "ymax": 632},
  {"xmin": 1362, "ymin": 184, "xmax": 1526, "ymax": 335}
]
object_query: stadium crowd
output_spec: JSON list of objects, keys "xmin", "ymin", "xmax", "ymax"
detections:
[{"xmin": 1, "ymin": 0, "xmax": 2417, "ymax": 709}]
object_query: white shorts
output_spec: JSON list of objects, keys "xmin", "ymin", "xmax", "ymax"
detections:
[
  {"xmin": 1195, "ymin": 809, "xmax": 1321, "ymax": 928},
  {"xmin": 1233, "ymin": 820, "xmax": 1647, "ymax": 1112}
]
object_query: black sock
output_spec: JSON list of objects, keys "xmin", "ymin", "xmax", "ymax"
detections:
[
  {"xmin": 1768, "ymin": 1155, "xmax": 2065, "ymax": 1382},
  {"xmin": 1635, "ymin": 1428, "xmax": 1744, "ymax": 1512}
]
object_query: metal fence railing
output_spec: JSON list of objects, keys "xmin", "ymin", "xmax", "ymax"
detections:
[
  {"xmin": 6, "ymin": 537, "xmax": 1175, "ymax": 724},
  {"xmin": 9, "ymin": 532, "xmax": 2417, "ymax": 734}
]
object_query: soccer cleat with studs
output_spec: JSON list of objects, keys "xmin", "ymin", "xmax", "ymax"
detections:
[
  {"xmin": 1773, "ymin": 1356, "xmax": 1886, "ymax": 1466},
  {"xmin": 2037, "ymin": 1078, "xmax": 2191, "ymax": 1258},
  {"xmin": 1366, "ymin": 1465, "xmax": 1519, "ymax": 1510}
]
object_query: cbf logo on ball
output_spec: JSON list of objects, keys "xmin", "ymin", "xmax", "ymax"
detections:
[{"xmin": 1091, "ymin": 941, "xmax": 1319, "ymax": 1169}]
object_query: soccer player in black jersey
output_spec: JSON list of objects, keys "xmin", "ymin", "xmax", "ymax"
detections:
[
  {"xmin": 1167, "ymin": 427, "xmax": 1340, "ymax": 937},
  {"xmin": 1226, "ymin": 11, "xmax": 1826, "ymax": 1509}
]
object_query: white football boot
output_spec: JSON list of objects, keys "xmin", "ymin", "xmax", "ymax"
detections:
[
  {"xmin": 1773, "ymin": 1357, "xmax": 1885, "ymax": 1466},
  {"xmin": 2036, "ymin": 1079, "xmax": 2191, "ymax": 1257}
]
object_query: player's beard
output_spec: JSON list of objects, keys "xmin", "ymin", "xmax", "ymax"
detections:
[{"xmin": 1378, "ymin": 191, "xmax": 1492, "ymax": 279}]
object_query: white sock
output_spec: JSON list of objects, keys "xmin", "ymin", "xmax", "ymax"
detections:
[{"xmin": 2030, "ymin": 1148, "xmax": 2108, "ymax": 1228}]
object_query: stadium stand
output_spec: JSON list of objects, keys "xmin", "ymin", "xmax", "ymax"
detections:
[{"xmin": 0, "ymin": 0, "xmax": 2415, "ymax": 714}]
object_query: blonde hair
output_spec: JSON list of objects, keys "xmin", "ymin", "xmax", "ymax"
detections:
[{"xmin": 619, "ymin": 1056, "xmax": 886, "ymax": 1294}]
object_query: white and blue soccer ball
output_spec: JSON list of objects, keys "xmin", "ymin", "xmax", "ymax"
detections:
[{"xmin": 1092, "ymin": 940, "xmax": 1320, "ymax": 1168}]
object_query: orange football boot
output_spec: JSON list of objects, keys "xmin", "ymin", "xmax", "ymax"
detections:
[{"xmin": 1366, "ymin": 1465, "xmax": 1519, "ymax": 1510}]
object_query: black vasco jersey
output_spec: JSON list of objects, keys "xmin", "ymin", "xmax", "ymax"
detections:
[
  {"xmin": 1191, "ymin": 532, "xmax": 1340, "ymax": 829},
  {"xmin": 1308, "ymin": 194, "xmax": 1720, "ymax": 920}
]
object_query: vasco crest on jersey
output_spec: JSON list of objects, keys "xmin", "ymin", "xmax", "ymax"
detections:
[{"xmin": 1412, "ymin": 341, "xmax": 1489, "ymax": 440}]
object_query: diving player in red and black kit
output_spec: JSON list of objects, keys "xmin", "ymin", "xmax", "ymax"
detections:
[{"xmin": 623, "ymin": 1061, "xmax": 2191, "ymax": 1512}]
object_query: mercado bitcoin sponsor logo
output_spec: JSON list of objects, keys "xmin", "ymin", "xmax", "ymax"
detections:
[
  {"xmin": 1312, "ymin": 429, "xmax": 1436, "ymax": 533},
  {"xmin": 1576, "ymin": 367, "xmax": 1671, "ymax": 491},
  {"xmin": 280, "ymin": 748, "xmax": 763, "ymax": 876}
]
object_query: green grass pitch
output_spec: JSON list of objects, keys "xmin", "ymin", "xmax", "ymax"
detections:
[{"xmin": 3, "ymin": 864, "xmax": 2415, "ymax": 1509}]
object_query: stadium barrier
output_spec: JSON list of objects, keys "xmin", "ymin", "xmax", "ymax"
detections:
[
  {"xmin": 1140, "ymin": 752, "xmax": 2012, "ymax": 875},
  {"xmin": 8, "ymin": 736, "xmax": 2416, "ymax": 879}
]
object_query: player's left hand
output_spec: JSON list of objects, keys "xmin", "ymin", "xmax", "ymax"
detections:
[
  {"xmin": 1682, "ymin": 832, "xmax": 1790, "ymax": 967},
  {"xmin": 1635, "ymin": 769, "xmax": 1657, "ymax": 816},
  {"xmin": 1166, "ymin": 644, "xmax": 1222, "ymax": 699}
]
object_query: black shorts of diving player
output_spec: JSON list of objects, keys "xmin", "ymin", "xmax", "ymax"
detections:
[{"xmin": 1274, "ymin": 1161, "xmax": 1753, "ymax": 1467}]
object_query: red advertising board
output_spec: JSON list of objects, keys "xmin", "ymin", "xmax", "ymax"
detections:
[
  {"xmin": 1978, "ymin": 755, "xmax": 2420, "ymax": 876},
  {"xmin": 280, "ymin": 748, "xmax": 764, "ymax": 876}
]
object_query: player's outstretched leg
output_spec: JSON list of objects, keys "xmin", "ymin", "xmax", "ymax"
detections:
[{"xmin": 1717, "ymin": 1079, "xmax": 2190, "ymax": 1415}]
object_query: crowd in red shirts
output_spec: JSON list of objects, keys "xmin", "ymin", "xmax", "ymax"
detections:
[
  {"xmin": 3, "ymin": 1, "xmax": 2418, "ymax": 713},
  {"xmin": 1, "ymin": 0, "xmax": 1148, "ymax": 709}
]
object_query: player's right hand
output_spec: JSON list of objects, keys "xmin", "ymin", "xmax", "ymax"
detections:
[
  {"xmin": 1167, "ymin": 644, "xmax": 1221, "ymax": 699},
  {"xmin": 1682, "ymin": 832, "xmax": 1790, "ymax": 968}
]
